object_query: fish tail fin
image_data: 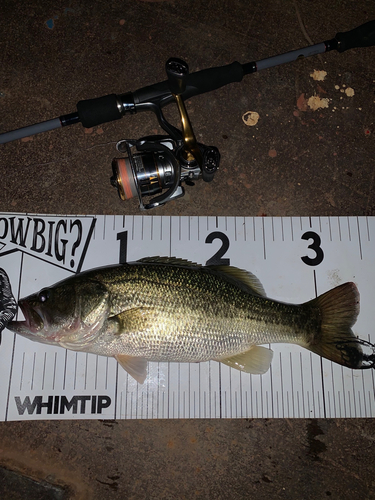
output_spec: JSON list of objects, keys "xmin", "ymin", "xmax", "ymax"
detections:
[{"xmin": 304, "ymin": 282, "xmax": 368, "ymax": 368}]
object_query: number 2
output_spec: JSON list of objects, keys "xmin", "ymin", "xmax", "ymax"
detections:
[{"xmin": 205, "ymin": 232, "xmax": 230, "ymax": 266}]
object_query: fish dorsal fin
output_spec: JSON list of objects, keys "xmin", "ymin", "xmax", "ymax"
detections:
[
  {"xmin": 136, "ymin": 257, "xmax": 265, "ymax": 295},
  {"xmin": 208, "ymin": 265, "xmax": 266, "ymax": 296},
  {"xmin": 218, "ymin": 346, "xmax": 273, "ymax": 375},
  {"xmin": 115, "ymin": 354, "xmax": 148, "ymax": 384},
  {"xmin": 136, "ymin": 256, "xmax": 201, "ymax": 267}
]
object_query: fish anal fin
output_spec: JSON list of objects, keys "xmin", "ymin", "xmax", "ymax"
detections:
[
  {"xmin": 115, "ymin": 355, "xmax": 148, "ymax": 384},
  {"xmin": 218, "ymin": 346, "xmax": 273, "ymax": 375}
]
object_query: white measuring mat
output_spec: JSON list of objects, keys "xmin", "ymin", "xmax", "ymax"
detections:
[{"xmin": 0, "ymin": 214, "xmax": 374, "ymax": 421}]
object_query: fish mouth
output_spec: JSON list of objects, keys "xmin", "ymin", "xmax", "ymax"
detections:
[{"xmin": 16, "ymin": 300, "xmax": 45, "ymax": 333}]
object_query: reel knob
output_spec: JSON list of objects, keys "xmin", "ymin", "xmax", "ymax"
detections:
[
  {"xmin": 166, "ymin": 58, "xmax": 189, "ymax": 95},
  {"xmin": 202, "ymin": 146, "xmax": 220, "ymax": 182}
]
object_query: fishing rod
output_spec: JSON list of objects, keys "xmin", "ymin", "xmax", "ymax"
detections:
[{"xmin": 1, "ymin": 20, "xmax": 374, "ymax": 209}]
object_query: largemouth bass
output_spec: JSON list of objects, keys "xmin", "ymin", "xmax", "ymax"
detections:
[{"xmin": 6, "ymin": 257, "xmax": 374, "ymax": 383}]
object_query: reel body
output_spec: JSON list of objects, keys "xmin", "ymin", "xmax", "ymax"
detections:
[{"xmin": 110, "ymin": 58, "xmax": 221, "ymax": 209}]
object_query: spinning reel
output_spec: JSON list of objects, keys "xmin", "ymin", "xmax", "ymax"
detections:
[{"xmin": 110, "ymin": 58, "xmax": 220, "ymax": 209}]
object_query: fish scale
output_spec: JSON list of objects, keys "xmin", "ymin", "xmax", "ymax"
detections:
[{"xmin": 84, "ymin": 263, "xmax": 318, "ymax": 359}]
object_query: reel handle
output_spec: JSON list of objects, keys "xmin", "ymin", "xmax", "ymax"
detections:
[
  {"xmin": 165, "ymin": 58, "xmax": 204, "ymax": 168},
  {"xmin": 165, "ymin": 58, "xmax": 189, "ymax": 95}
]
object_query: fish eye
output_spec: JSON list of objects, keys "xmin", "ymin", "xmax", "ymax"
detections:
[{"xmin": 38, "ymin": 289, "xmax": 50, "ymax": 303}]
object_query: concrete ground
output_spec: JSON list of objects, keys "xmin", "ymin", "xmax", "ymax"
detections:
[{"xmin": 0, "ymin": 0, "xmax": 375, "ymax": 498}]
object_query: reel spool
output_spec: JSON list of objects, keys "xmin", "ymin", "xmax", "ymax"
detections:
[{"xmin": 111, "ymin": 138, "xmax": 184, "ymax": 210}]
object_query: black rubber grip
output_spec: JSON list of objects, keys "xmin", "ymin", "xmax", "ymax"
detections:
[
  {"xmin": 184, "ymin": 61, "xmax": 244, "ymax": 98},
  {"xmin": 77, "ymin": 94, "xmax": 121, "ymax": 128},
  {"xmin": 335, "ymin": 20, "xmax": 375, "ymax": 53},
  {"xmin": 133, "ymin": 61, "xmax": 244, "ymax": 105}
]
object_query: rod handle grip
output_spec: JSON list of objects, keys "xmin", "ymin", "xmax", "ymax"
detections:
[
  {"xmin": 77, "ymin": 94, "xmax": 121, "ymax": 128},
  {"xmin": 335, "ymin": 20, "xmax": 375, "ymax": 52}
]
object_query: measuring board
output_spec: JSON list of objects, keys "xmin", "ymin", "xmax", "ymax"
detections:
[{"xmin": 0, "ymin": 214, "xmax": 374, "ymax": 421}]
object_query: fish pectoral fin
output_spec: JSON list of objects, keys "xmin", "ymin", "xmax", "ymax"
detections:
[
  {"xmin": 110, "ymin": 307, "xmax": 153, "ymax": 333},
  {"xmin": 218, "ymin": 346, "xmax": 273, "ymax": 375},
  {"xmin": 115, "ymin": 354, "xmax": 148, "ymax": 384}
]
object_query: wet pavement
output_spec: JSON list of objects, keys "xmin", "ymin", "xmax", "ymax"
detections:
[{"xmin": 0, "ymin": 0, "xmax": 375, "ymax": 498}]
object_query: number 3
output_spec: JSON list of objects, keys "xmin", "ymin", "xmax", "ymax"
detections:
[{"xmin": 301, "ymin": 231, "xmax": 324, "ymax": 266}]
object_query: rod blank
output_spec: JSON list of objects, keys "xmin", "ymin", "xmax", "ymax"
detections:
[{"xmin": 0, "ymin": 118, "xmax": 62, "ymax": 144}]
